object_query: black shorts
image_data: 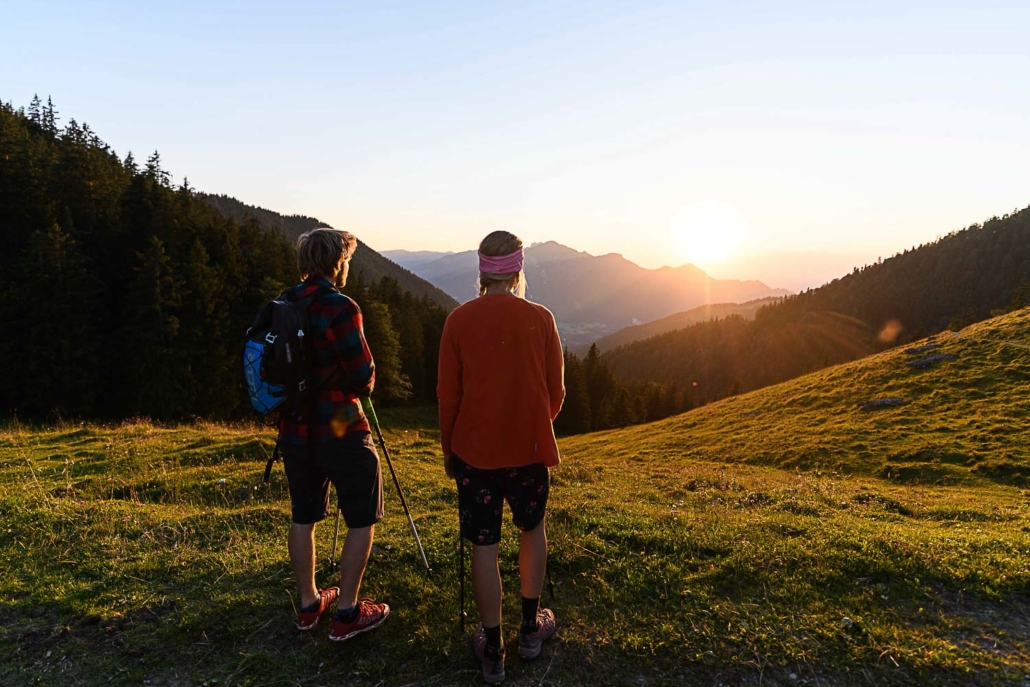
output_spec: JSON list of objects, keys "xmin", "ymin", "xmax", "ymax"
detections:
[
  {"xmin": 454, "ymin": 456, "xmax": 549, "ymax": 546},
  {"xmin": 283, "ymin": 431, "xmax": 384, "ymax": 528}
]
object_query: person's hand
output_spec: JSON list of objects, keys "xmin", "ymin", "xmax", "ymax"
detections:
[{"xmin": 444, "ymin": 454, "xmax": 456, "ymax": 479}]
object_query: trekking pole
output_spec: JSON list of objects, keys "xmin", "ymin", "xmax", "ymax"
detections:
[
  {"xmin": 459, "ymin": 532, "xmax": 467, "ymax": 631},
  {"xmin": 360, "ymin": 397, "xmax": 433, "ymax": 577},
  {"xmin": 327, "ymin": 508, "xmax": 341, "ymax": 573}
]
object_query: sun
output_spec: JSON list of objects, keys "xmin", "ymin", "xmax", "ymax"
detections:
[{"xmin": 669, "ymin": 201, "xmax": 747, "ymax": 267}]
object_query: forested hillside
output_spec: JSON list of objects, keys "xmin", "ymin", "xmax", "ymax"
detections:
[
  {"xmin": 606, "ymin": 208, "xmax": 1030, "ymax": 396},
  {"xmin": 583, "ymin": 297, "xmax": 781, "ymax": 354},
  {"xmin": 0, "ymin": 96, "xmax": 446, "ymax": 419},
  {"xmin": 201, "ymin": 194, "xmax": 458, "ymax": 310}
]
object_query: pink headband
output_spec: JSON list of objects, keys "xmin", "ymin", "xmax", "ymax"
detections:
[{"xmin": 478, "ymin": 248, "xmax": 524, "ymax": 274}]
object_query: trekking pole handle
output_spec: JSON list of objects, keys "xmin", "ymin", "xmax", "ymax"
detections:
[{"xmin": 360, "ymin": 396, "xmax": 379, "ymax": 427}]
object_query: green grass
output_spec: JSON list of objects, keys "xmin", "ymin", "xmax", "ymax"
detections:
[{"xmin": 2, "ymin": 309, "xmax": 1030, "ymax": 685}]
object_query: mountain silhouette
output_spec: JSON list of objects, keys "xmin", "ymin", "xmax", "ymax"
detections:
[{"xmin": 391, "ymin": 242, "xmax": 788, "ymax": 345}]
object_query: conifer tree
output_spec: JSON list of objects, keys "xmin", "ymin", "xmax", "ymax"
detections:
[
  {"xmin": 553, "ymin": 349, "xmax": 590, "ymax": 434},
  {"xmin": 361, "ymin": 301, "xmax": 412, "ymax": 402},
  {"xmin": 27, "ymin": 94, "xmax": 41, "ymax": 125},
  {"xmin": 119, "ymin": 235, "xmax": 190, "ymax": 418},
  {"xmin": 1010, "ymin": 277, "xmax": 1030, "ymax": 310},
  {"xmin": 180, "ymin": 238, "xmax": 232, "ymax": 414},
  {"xmin": 10, "ymin": 222, "xmax": 100, "ymax": 416},
  {"xmin": 584, "ymin": 343, "xmax": 617, "ymax": 429},
  {"xmin": 145, "ymin": 150, "xmax": 170, "ymax": 186},
  {"xmin": 43, "ymin": 96, "xmax": 58, "ymax": 133}
]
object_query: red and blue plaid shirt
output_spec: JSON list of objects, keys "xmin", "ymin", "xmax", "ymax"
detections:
[{"xmin": 278, "ymin": 278, "xmax": 375, "ymax": 456}]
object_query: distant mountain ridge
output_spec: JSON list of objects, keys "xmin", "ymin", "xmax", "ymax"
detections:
[
  {"xmin": 395, "ymin": 241, "xmax": 789, "ymax": 346},
  {"xmin": 382, "ymin": 249, "xmax": 455, "ymax": 271},
  {"xmin": 200, "ymin": 194, "xmax": 458, "ymax": 310}
]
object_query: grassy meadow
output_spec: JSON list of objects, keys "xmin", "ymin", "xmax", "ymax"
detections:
[{"xmin": 2, "ymin": 309, "xmax": 1029, "ymax": 686}]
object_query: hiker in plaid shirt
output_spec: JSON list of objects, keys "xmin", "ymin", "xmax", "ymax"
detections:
[{"xmin": 279, "ymin": 228, "xmax": 390, "ymax": 642}]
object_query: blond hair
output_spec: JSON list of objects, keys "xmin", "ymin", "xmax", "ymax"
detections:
[
  {"xmin": 477, "ymin": 230, "xmax": 526, "ymax": 298},
  {"xmin": 297, "ymin": 228, "xmax": 357, "ymax": 279}
]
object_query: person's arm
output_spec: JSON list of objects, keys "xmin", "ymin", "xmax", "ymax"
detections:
[
  {"xmin": 545, "ymin": 313, "xmax": 566, "ymax": 421},
  {"xmin": 437, "ymin": 312, "xmax": 462, "ymax": 472},
  {"xmin": 325, "ymin": 297, "xmax": 375, "ymax": 397}
]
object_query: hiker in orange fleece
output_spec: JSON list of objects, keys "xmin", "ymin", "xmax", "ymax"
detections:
[{"xmin": 438, "ymin": 230, "xmax": 565, "ymax": 684}]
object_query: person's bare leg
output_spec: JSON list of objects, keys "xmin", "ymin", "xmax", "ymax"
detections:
[
  {"xmin": 471, "ymin": 543, "xmax": 502, "ymax": 628},
  {"xmin": 288, "ymin": 522, "xmax": 318, "ymax": 608},
  {"xmin": 519, "ymin": 519, "xmax": 547, "ymax": 599},
  {"xmin": 338, "ymin": 524, "xmax": 374, "ymax": 609}
]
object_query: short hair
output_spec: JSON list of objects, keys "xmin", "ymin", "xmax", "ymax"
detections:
[
  {"xmin": 296, "ymin": 228, "xmax": 357, "ymax": 279},
  {"xmin": 477, "ymin": 230, "xmax": 525, "ymax": 298}
]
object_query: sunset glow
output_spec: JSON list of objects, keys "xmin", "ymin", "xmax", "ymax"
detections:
[{"xmin": 670, "ymin": 201, "xmax": 747, "ymax": 267}]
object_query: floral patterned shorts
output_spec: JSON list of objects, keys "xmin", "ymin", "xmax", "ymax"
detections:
[{"xmin": 453, "ymin": 456, "xmax": 550, "ymax": 546}]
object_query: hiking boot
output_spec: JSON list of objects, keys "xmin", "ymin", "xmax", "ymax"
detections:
[
  {"xmin": 296, "ymin": 587, "xmax": 340, "ymax": 631},
  {"xmin": 518, "ymin": 608, "xmax": 556, "ymax": 660},
  {"xmin": 471, "ymin": 624, "xmax": 506, "ymax": 684},
  {"xmin": 329, "ymin": 597, "xmax": 390, "ymax": 642}
]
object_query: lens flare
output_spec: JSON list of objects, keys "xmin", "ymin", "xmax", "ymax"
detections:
[{"xmin": 878, "ymin": 320, "xmax": 904, "ymax": 343}]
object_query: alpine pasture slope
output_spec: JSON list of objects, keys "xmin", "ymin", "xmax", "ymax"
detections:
[{"xmin": 2, "ymin": 309, "xmax": 1029, "ymax": 686}]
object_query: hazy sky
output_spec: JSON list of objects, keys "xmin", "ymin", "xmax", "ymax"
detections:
[{"xmin": 5, "ymin": 1, "xmax": 1030, "ymax": 290}]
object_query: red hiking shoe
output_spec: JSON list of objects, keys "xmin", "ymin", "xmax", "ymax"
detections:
[
  {"xmin": 471, "ymin": 624, "xmax": 506, "ymax": 684},
  {"xmin": 329, "ymin": 598, "xmax": 390, "ymax": 642},
  {"xmin": 296, "ymin": 587, "xmax": 340, "ymax": 631}
]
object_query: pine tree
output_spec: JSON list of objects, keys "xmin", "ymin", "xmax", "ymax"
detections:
[
  {"xmin": 584, "ymin": 344, "xmax": 617, "ymax": 429},
  {"xmin": 118, "ymin": 235, "xmax": 190, "ymax": 418},
  {"xmin": 1010, "ymin": 276, "xmax": 1030, "ymax": 310},
  {"xmin": 43, "ymin": 96, "xmax": 58, "ymax": 133},
  {"xmin": 180, "ymin": 238, "xmax": 231, "ymax": 415},
  {"xmin": 553, "ymin": 349, "xmax": 591, "ymax": 435},
  {"xmin": 145, "ymin": 150, "xmax": 170, "ymax": 186},
  {"xmin": 631, "ymin": 393, "xmax": 648, "ymax": 425},
  {"xmin": 361, "ymin": 300, "xmax": 413, "ymax": 403},
  {"xmin": 9, "ymin": 222, "xmax": 101, "ymax": 416},
  {"xmin": 27, "ymin": 94, "xmax": 41, "ymax": 125}
]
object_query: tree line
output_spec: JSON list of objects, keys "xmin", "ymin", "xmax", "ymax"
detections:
[
  {"xmin": 552, "ymin": 344, "xmax": 704, "ymax": 435},
  {"xmin": 0, "ymin": 96, "xmax": 447, "ymax": 420}
]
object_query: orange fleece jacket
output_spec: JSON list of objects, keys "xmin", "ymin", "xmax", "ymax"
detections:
[{"xmin": 438, "ymin": 294, "xmax": 565, "ymax": 469}]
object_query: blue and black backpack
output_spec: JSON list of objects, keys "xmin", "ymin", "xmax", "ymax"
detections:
[{"xmin": 242, "ymin": 285, "xmax": 330, "ymax": 480}]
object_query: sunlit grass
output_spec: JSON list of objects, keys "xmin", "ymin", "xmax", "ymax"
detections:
[{"xmin": 2, "ymin": 309, "xmax": 1029, "ymax": 685}]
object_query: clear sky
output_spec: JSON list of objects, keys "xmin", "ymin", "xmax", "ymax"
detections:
[{"xmin": 5, "ymin": 1, "xmax": 1030, "ymax": 290}]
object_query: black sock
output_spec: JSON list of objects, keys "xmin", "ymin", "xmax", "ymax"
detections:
[
  {"xmin": 334, "ymin": 604, "xmax": 358, "ymax": 623},
  {"xmin": 300, "ymin": 594, "xmax": 321, "ymax": 613},
  {"xmin": 484, "ymin": 624, "xmax": 502, "ymax": 650},
  {"xmin": 521, "ymin": 596, "xmax": 540, "ymax": 633}
]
